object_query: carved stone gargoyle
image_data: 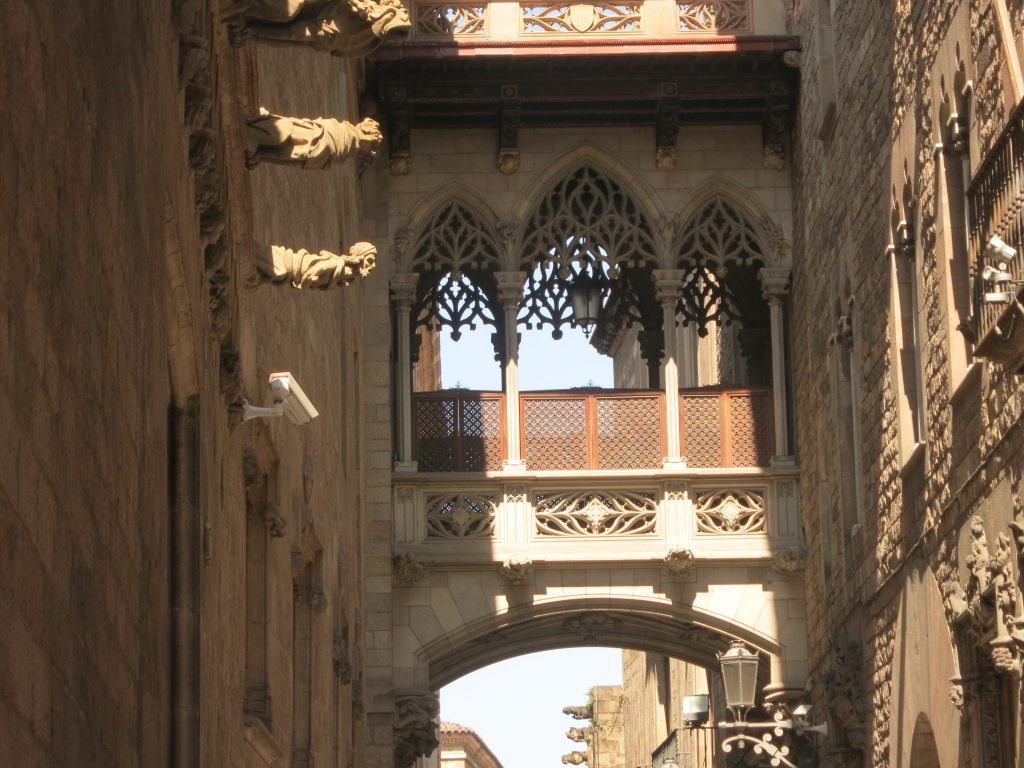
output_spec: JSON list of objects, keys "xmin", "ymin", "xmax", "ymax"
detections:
[
  {"xmin": 227, "ymin": 0, "xmax": 411, "ymax": 57},
  {"xmin": 562, "ymin": 704, "xmax": 592, "ymax": 721},
  {"xmin": 561, "ymin": 752, "xmax": 587, "ymax": 765},
  {"xmin": 245, "ymin": 111, "xmax": 382, "ymax": 170},
  {"xmin": 252, "ymin": 242, "xmax": 376, "ymax": 289},
  {"xmin": 566, "ymin": 726, "xmax": 589, "ymax": 742}
]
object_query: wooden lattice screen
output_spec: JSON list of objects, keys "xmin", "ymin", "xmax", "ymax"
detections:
[
  {"xmin": 412, "ymin": 391, "xmax": 505, "ymax": 472},
  {"xmin": 521, "ymin": 391, "xmax": 665, "ymax": 471},
  {"xmin": 680, "ymin": 386, "xmax": 773, "ymax": 467}
]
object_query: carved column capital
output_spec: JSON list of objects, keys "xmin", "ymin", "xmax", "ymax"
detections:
[
  {"xmin": 758, "ymin": 267, "xmax": 791, "ymax": 301},
  {"xmin": 496, "ymin": 271, "xmax": 527, "ymax": 307},
  {"xmin": 653, "ymin": 269, "xmax": 685, "ymax": 304},
  {"xmin": 390, "ymin": 272, "xmax": 418, "ymax": 307}
]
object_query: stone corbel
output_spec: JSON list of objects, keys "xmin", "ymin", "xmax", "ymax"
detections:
[
  {"xmin": 392, "ymin": 552, "xmax": 428, "ymax": 586},
  {"xmin": 499, "ymin": 557, "xmax": 533, "ymax": 584},
  {"xmin": 655, "ymin": 94, "xmax": 680, "ymax": 170},
  {"xmin": 497, "ymin": 87, "xmax": 521, "ymax": 175},
  {"xmin": 664, "ymin": 547, "xmax": 696, "ymax": 577},
  {"xmin": 245, "ymin": 110, "xmax": 382, "ymax": 169},
  {"xmin": 226, "ymin": 0, "xmax": 410, "ymax": 57},
  {"xmin": 394, "ymin": 690, "xmax": 441, "ymax": 768},
  {"xmin": 770, "ymin": 545, "xmax": 806, "ymax": 575},
  {"xmin": 250, "ymin": 242, "xmax": 376, "ymax": 289}
]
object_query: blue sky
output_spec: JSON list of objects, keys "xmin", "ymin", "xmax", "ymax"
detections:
[{"xmin": 440, "ymin": 647, "xmax": 624, "ymax": 768}]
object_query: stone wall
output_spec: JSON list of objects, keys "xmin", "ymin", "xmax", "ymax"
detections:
[
  {"xmin": 0, "ymin": 2, "xmax": 375, "ymax": 767},
  {"xmin": 788, "ymin": 0, "xmax": 1024, "ymax": 764}
]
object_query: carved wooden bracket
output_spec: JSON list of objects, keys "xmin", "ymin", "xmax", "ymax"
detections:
[
  {"xmin": 497, "ymin": 86, "xmax": 521, "ymax": 175},
  {"xmin": 656, "ymin": 94, "xmax": 681, "ymax": 170}
]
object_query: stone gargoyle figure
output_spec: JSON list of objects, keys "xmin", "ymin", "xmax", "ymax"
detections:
[
  {"xmin": 245, "ymin": 111, "xmax": 382, "ymax": 170},
  {"xmin": 228, "ymin": 0, "xmax": 410, "ymax": 57},
  {"xmin": 561, "ymin": 752, "xmax": 587, "ymax": 765},
  {"xmin": 252, "ymin": 242, "xmax": 377, "ymax": 289}
]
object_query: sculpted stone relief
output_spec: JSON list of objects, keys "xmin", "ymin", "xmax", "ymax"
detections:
[
  {"xmin": 822, "ymin": 636, "xmax": 868, "ymax": 763},
  {"xmin": 227, "ymin": 0, "xmax": 411, "ymax": 57},
  {"xmin": 252, "ymin": 242, "xmax": 376, "ymax": 289},
  {"xmin": 394, "ymin": 691, "xmax": 441, "ymax": 768},
  {"xmin": 245, "ymin": 112, "xmax": 382, "ymax": 169}
]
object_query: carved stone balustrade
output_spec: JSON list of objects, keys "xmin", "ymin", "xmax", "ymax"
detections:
[{"xmin": 401, "ymin": 0, "xmax": 786, "ymax": 41}]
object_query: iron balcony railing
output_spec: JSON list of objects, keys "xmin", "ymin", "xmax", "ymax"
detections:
[
  {"xmin": 411, "ymin": 386, "xmax": 773, "ymax": 472},
  {"xmin": 967, "ymin": 98, "xmax": 1024, "ymax": 366}
]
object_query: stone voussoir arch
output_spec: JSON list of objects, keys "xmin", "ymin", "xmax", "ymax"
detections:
[{"xmin": 399, "ymin": 587, "xmax": 796, "ymax": 690}]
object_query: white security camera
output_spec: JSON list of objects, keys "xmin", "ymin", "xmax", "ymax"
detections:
[
  {"xmin": 985, "ymin": 235, "xmax": 1017, "ymax": 262},
  {"xmin": 982, "ymin": 264, "xmax": 1013, "ymax": 284},
  {"xmin": 243, "ymin": 372, "xmax": 319, "ymax": 425}
]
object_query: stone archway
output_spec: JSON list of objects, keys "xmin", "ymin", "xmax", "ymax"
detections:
[{"xmin": 910, "ymin": 713, "xmax": 941, "ymax": 768}]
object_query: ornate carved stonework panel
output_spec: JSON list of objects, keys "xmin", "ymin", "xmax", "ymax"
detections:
[
  {"xmin": 694, "ymin": 489, "xmax": 765, "ymax": 534},
  {"xmin": 409, "ymin": 202, "xmax": 504, "ymax": 344},
  {"xmin": 521, "ymin": 2, "xmax": 642, "ymax": 33},
  {"xmin": 425, "ymin": 493, "xmax": 498, "ymax": 538},
  {"xmin": 414, "ymin": 3, "xmax": 487, "ymax": 35},
  {"xmin": 678, "ymin": 1, "xmax": 750, "ymax": 33},
  {"xmin": 534, "ymin": 490, "xmax": 658, "ymax": 536},
  {"xmin": 519, "ymin": 166, "xmax": 658, "ymax": 337}
]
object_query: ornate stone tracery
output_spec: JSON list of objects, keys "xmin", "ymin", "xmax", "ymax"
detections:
[
  {"xmin": 414, "ymin": 3, "xmax": 487, "ymax": 36},
  {"xmin": 534, "ymin": 490, "xmax": 658, "ymax": 536},
  {"xmin": 521, "ymin": 2, "xmax": 642, "ymax": 34},
  {"xmin": 693, "ymin": 489, "xmax": 766, "ymax": 534},
  {"xmin": 425, "ymin": 493, "xmax": 498, "ymax": 538},
  {"xmin": 675, "ymin": 197, "xmax": 768, "ymax": 335},
  {"xmin": 678, "ymin": 0, "xmax": 750, "ymax": 33},
  {"xmin": 518, "ymin": 166, "xmax": 658, "ymax": 338}
]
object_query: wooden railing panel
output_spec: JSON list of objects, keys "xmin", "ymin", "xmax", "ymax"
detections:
[
  {"xmin": 680, "ymin": 386, "xmax": 773, "ymax": 468},
  {"xmin": 521, "ymin": 395, "xmax": 589, "ymax": 470},
  {"xmin": 594, "ymin": 393, "xmax": 665, "ymax": 469},
  {"xmin": 413, "ymin": 391, "xmax": 505, "ymax": 472}
]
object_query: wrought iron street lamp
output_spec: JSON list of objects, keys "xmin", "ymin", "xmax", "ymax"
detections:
[{"xmin": 682, "ymin": 642, "xmax": 826, "ymax": 768}]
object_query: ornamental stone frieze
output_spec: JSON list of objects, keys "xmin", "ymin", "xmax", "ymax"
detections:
[
  {"xmin": 251, "ymin": 242, "xmax": 376, "ymax": 289},
  {"xmin": 226, "ymin": 0, "xmax": 410, "ymax": 57},
  {"xmin": 245, "ymin": 111, "xmax": 382, "ymax": 169},
  {"xmin": 394, "ymin": 690, "xmax": 441, "ymax": 768}
]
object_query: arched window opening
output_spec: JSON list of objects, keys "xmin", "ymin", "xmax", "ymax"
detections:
[
  {"xmin": 518, "ymin": 166, "xmax": 661, "ymax": 387},
  {"xmin": 676, "ymin": 197, "xmax": 772, "ymax": 388}
]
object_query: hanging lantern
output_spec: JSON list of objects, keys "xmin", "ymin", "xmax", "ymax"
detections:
[
  {"xmin": 566, "ymin": 266, "xmax": 606, "ymax": 334},
  {"xmin": 718, "ymin": 641, "xmax": 759, "ymax": 712}
]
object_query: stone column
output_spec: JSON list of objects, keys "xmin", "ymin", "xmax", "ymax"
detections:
[
  {"xmin": 759, "ymin": 268, "xmax": 792, "ymax": 463},
  {"xmin": 654, "ymin": 270, "xmax": 686, "ymax": 469},
  {"xmin": 391, "ymin": 273, "xmax": 419, "ymax": 472},
  {"xmin": 497, "ymin": 272, "xmax": 527, "ymax": 470}
]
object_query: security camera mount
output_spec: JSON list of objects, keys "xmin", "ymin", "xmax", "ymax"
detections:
[{"xmin": 243, "ymin": 372, "xmax": 319, "ymax": 425}]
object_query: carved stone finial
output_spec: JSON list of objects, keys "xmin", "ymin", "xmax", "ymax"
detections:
[
  {"xmin": 664, "ymin": 547, "xmax": 696, "ymax": 576},
  {"xmin": 245, "ymin": 112, "xmax": 382, "ymax": 169},
  {"xmin": 561, "ymin": 752, "xmax": 587, "ymax": 765},
  {"xmin": 500, "ymin": 557, "xmax": 533, "ymax": 585},
  {"xmin": 394, "ymin": 691, "xmax": 440, "ymax": 768},
  {"xmin": 392, "ymin": 553, "xmax": 427, "ymax": 586},
  {"xmin": 252, "ymin": 241, "xmax": 376, "ymax": 289},
  {"xmin": 770, "ymin": 545, "xmax": 806, "ymax": 575},
  {"xmin": 229, "ymin": 0, "xmax": 411, "ymax": 57}
]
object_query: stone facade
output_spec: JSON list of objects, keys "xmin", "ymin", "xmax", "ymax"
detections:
[{"xmin": 788, "ymin": 0, "xmax": 1024, "ymax": 765}]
